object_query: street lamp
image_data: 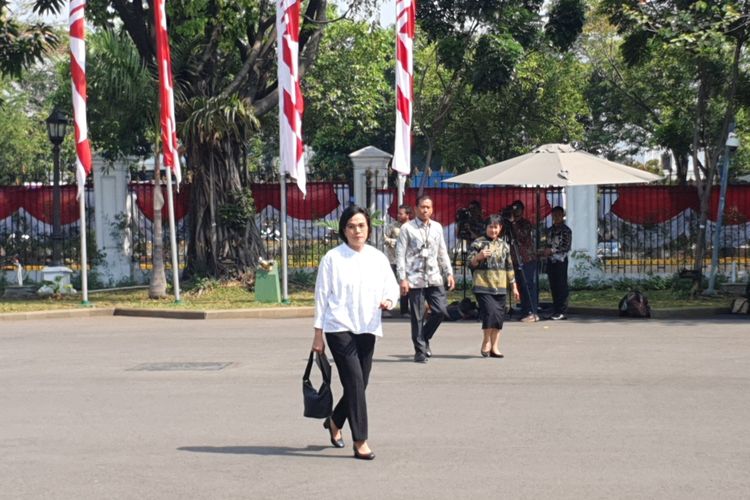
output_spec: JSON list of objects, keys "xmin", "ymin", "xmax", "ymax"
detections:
[
  {"xmin": 46, "ymin": 108, "xmax": 68, "ymax": 266},
  {"xmin": 706, "ymin": 125, "xmax": 740, "ymax": 294}
]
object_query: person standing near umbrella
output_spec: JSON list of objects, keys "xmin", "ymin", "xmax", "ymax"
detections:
[
  {"xmin": 468, "ymin": 215, "xmax": 520, "ymax": 357},
  {"xmin": 510, "ymin": 200, "xmax": 539, "ymax": 322},
  {"xmin": 542, "ymin": 206, "xmax": 572, "ymax": 320},
  {"xmin": 396, "ymin": 194, "xmax": 456, "ymax": 363}
]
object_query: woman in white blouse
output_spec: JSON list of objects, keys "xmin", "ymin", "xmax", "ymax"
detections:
[{"xmin": 312, "ymin": 205, "xmax": 400, "ymax": 460}]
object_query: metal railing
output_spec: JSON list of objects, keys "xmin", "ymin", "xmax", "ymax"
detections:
[
  {"xmin": 598, "ymin": 185, "xmax": 750, "ymax": 275},
  {"xmin": 0, "ymin": 185, "xmax": 95, "ymax": 269},
  {"xmin": 4, "ymin": 182, "xmax": 749, "ymax": 279}
]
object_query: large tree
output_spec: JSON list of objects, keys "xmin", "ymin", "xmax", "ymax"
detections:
[
  {"xmin": 16, "ymin": 0, "xmax": 331, "ymax": 279},
  {"xmin": 412, "ymin": 0, "xmax": 586, "ymax": 174},
  {"xmin": 302, "ymin": 18, "xmax": 394, "ymax": 180},
  {"xmin": 581, "ymin": 8, "xmax": 695, "ymax": 183},
  {"xmin": 601, "ymin": 0, "xmax": 750, "ymax": 291}
]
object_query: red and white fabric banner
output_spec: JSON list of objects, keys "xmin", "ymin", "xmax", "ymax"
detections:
[
  {"xmin": 154, "ymin": 0, "xmax": 181, "ymax": 185},
  {"xmin": 276, "ymin": 0, "xmax": 306, "ymax": 196},
  {"xmin": 393, "ymin": 0, "xmax": 415, "ymax": 176},
  {"xmin": 69, "ymin": 0, "xmax": 92, "ymax": 198}
]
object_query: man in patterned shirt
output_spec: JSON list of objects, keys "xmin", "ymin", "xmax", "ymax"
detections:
[
  {"xmin": 396, "ymin": 195, "xmax": 456, "ymax": 363},
  {"xmin": 384, "ymin": 204, "xmax": 412, "ymax": 315},
  {"xmin": 543, "ymin": 206, "xmax": 572, "ymax": 320}
]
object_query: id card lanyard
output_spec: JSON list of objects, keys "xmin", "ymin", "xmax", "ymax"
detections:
[{"xmin": 420, "ymin": 221, "xmax": 431, "ymax": 285}]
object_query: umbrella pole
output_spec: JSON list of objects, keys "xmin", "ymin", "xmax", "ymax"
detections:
[{"xmin": 535, "ymin": 186, "xmax": 541, "ymax": 317}]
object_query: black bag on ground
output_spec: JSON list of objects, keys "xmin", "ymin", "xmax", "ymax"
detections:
[
  {"xmin": 302, "ymin": 351, "xmax": 333, "ymax": 419},
  {"xmin": 445, "ymin": 298, "xmax": 478, "ymax": 321},
  {"xmin": 618, "ymin": 290, "xmax": 651, "ymax": 318}
]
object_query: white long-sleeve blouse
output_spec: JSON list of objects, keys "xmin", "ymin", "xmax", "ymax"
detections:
[{"xmin": 313, "ymin": 243, "xmax": 400, "ymax": 336}]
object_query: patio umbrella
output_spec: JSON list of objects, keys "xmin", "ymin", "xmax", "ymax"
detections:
[{"xmin": 443, "ymin": 143, "xmax": 662, "ymax": 186}]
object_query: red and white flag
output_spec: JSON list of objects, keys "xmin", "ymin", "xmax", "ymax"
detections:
[
  {"xmin": 154, "ymin": 0, "xmax": 181, "ymax": 185},
  {"xmin": 69, "ymin": 0, "xmax": 92, "ymax": 198},
  {"xmin": 393, "ymin": 0, "xmax": 415, "ymax": 176},
  {"xmin": 277, "ymin": 0, "xmax": 306, "ymax": 196}
]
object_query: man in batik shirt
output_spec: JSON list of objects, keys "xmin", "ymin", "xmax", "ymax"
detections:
[{"xmin": 396, "ymin": 195, "xmax": 455, "ymax": 363}]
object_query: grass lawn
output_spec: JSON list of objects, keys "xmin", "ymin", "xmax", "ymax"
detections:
[{"xmin": 0, "ymin": 282, "xmax": 735, "ymax": 313}]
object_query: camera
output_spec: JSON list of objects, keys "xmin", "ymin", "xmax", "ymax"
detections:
[{"xmin": 456, "ymin": 207, "xmax": 473, "ymax": 241}]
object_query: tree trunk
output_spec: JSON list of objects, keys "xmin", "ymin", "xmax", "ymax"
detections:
[
  {"xmin": 186, "ymin": 135, "xmax": 265, "ymax": 281},
  {"xmin": 149, "ymin": 152, "xmax": 168, "ymax": 298}
]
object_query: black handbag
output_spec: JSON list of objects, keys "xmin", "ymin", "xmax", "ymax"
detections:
[{"xmin": 302, "ymin": 351, "xmax": 333, "ymax": 419}]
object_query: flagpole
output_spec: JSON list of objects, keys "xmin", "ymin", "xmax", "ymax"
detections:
[
  {"xmin": 78, "ymin": 191, "xmax": 89, "ymax": 304},
  {"xmin": 165, "ymin": 167, "xmax": 181, "ymax": 303},
  {"xmin": 393, "ymin": 0, "xmax": 414, "ymax": 199},
  {"xmin": 280, "ymin": 173, "xmax": 289, "ymax": 302}
]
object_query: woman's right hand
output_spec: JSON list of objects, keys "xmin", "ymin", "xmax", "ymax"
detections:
[
  {"xmin": 475, "ymin": 248, "xmax": 490, "ymax": 263},
  {"xmin": 312, "ymin": 328, "xmax": 325, "ymax": 353}
]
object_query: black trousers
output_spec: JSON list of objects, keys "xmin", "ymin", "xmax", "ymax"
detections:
[
  {"xmin": 547, "ymin": 259, "xmax": 569, "ymax": 315},
  {"xmin": 408, "ymin": 286, "xmax": 449, "ymax": 356},
  {"xmin": 325, "ymin": 331, "xmax": 376, "ymax": 442},
  {"xmin": 515, "ymin": 261, "xmax": 539, "ymax": 317}
]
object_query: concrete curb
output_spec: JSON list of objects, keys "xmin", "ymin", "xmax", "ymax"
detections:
[
  {"xmin": 0, "ymin": 306, "xmax": 316, "ymax": 321},
  {"xmin": 113, "ymin": 307, "xmax": 315, "ymax": 320},
  {"xmin": 0, "ymin": 307, "xmax": 115, "ymax": 321}
]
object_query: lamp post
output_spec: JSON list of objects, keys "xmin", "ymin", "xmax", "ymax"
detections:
[
  {"xmin": 706, "ymin": 124, "xmax": 740, "ymax": 294},
  {"xmin": 46, "ymin": 108, "xmax": 68, "ymax": 267}
]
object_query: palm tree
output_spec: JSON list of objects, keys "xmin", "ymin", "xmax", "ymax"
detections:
[{"xmin": 87, "ymin": 29, "xmax": 168, "ymax": 297}]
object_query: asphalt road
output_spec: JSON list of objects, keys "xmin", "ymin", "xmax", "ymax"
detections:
[{"xmin": 1, "ymin": 315, "xmax": 749, "ymax": 499}]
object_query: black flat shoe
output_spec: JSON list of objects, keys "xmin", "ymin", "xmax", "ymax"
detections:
[
  {"xmin": 353, "ymin": 445, "xmax": 375, "ymax": 460},
  {"xmin": 490, "ymin": 352, "xmax": 504, "ymax": 358},
  {"xmin": 323, "ymin": 417, "xmax": 345, "ymax": 448},
  {"xmin": 481, "ymin": 350, "xmax": 490, "ymax": 358}
]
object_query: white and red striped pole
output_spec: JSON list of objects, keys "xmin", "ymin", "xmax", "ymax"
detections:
[
  {"xmin": 69, "ymin": 0, "xmax": 92, "ymax": 304},
  {"xmin": 277, "ymin": 0, "xmax": 305, "ymax": 302},
  {"xmin": 277, "ymin": 0, "xmax": 305, "ymax": 197},
  {"xmin": 154, "ymin": 0, "xmax": 181, "ymax": 302},
  {"xmin": 394, "ymin": 0, "xmax": 415, "ymax": 205}
]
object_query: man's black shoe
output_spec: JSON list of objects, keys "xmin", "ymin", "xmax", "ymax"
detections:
[
  {"xmin": 414, "ymin": 353, "xmax": 428, "ymax": 363},
  {"xmin": 426, "ymin": 341, "xmax": 432, "ymax": 358}
]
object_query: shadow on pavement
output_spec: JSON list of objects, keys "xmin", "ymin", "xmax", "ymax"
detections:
[{"xmin": 178, "ymin": 445, "xmax": 349, "ymax": 459}]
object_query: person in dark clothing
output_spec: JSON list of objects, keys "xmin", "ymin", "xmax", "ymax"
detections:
[
  {"xmin": 510, "ymin": 200, "xmax": 539, "ymax": 322},
  {"xmin": 543, "ymin": 206, "xmax": 572, "ymax": 320}
]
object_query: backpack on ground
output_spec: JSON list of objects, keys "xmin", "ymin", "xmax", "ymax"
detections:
[
  {"xmin": 618, "ymin": 290, "xmax": 651, "ymax": 318},
  {"xmin": 445, "ymin": 298, "xmax": 478, "ymax": 321}
]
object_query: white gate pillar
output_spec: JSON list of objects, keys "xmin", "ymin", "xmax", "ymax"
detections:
[
  {"xmin": 565, "ymin": 185, "xmax": 600, "ymax": 279},
  {"xmin": 349, "ymin": 146, "xmax": 392, "ymax": 211},
  {"xmin": 93, "ymin": 155, "xmax": 132, "ymax": 285}
]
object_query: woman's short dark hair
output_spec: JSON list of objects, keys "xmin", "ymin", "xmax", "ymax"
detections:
[
  {"xmin": 485, "ymin": 214, "xmax": 504, "ymax": 231},
  {"xmin": 338, "ymin": 205, "xmax": 372, "ymax": 242}
]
